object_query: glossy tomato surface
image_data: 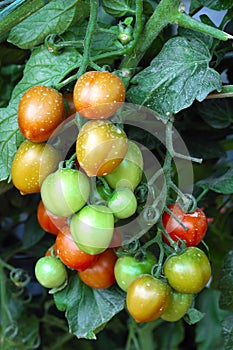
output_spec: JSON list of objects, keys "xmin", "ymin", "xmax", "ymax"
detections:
[
  {"xmin": 164, "ymin": 247, "xmax": 212, "ymax": 294},
  {"xmin": 37, "ymin": 200, "xmax": 67, "ymax": 235},
  {"xmin": 11, "ymin": 140, "xmax": 61, "ymax": 195},
  {"xmin": 35, "ymin": 256, "xmax": 67, "ymax": 289},
  {"xmin": 78, "ymin": 249, "xmax": 117, "ymax": 289},
  {"xmin": 41, "ymin": 168, "xmax": 90, "ymax": 216},
  {"xmin": 108, "ymin": 187, "xmax": 137, "ymax": 219},
  {"xmin": 55, "ymin": 225, "xmax": 99, "ymax": 271},
  {"xmin": 70, "ymin": 205, "xmax": 114, "ymax": 255},
  {"xmin": 18, "ymin": 85, "xmax": 65, "ymax": 142},
  {"xmin": 162, "ymin": 203, "xmax": 208, "ymax": 247},
  {"xmin": 76, "ymin": 120, "xmax": 128, "ymax": 177},
  {"xmin": 161, "ymin": 291, "xmax": 193, "ymax": 322},
  {"xmin": 73, "ymin": 71, "xmax": 125, "ymax": 119},
  {"xmin": 126, "ymin": 274, "xmax": 172, "ymax": 323}
]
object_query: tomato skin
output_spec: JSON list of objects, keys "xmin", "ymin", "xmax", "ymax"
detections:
[
  {"xmin": 126, "ymin": 274, "xmax": 172, "ymax": 323},
  {"xmin": 164, "ymin": 247, "xmax": 211, "ymax": 294},
  {"xmin": 161, "ymin": 291, "xmax": 193, "ymax": 322},
  {"xmin": 37, "ymin": 200, "xmax": 67, "ymax": 235},
  {"xmin": 108, "ymin": 187, "xmax": 137, "ymax": 219},
  {"xmin": 55, "ymin": 225, "xmax": 99, "ymax": 271},
  {"xmin": 76, "ymin": 120, "xmax": 128, "ymax": 177},
  {"xmin": 114, "ymin": 252, "xmax": 157, "ymax": 291},
  {"xmin": 18, "ymin": 85, "xmax": 65, "ymax": 143},
  {"xmin": 40, "ymin": 168, "xmax": 90, "ymax": 217},
  {"xmin": 11, "ymin": 140, "xmax": 61, "ymax": 195},
  {"xmin": 78, "ymin": 249, "xmax": 117, "ymax": 289},
  {"xmin": 73, "ymin": 71, "xmax": 125, "ymax": 119},
  {"xmin": 35, "ymin": 256, "xmax": 67, "ymax": 289},
  {"xmin": 105, "ymin": 141, "xmax": 143, "ymax": 190},
  {"xmin": 162, "ymin": 203, "xmax": 208, "ymax": 247},
  {"xmin": 70, "ymin": 205, "xmax": 114, "ymax": 255}
]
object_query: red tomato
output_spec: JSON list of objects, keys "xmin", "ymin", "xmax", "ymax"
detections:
[
  {"xmin": 78, "ymin": 249, "xmax": 117, "ymax": 289},
  {"xmin": 162, "ymin": 203, "xmax": 208, "ymax": 247},
  {"xmin": 73, "ymin": 71, "xmax": 125, "ymax": 119},
  {"xmin": 18, "ymin": 85, "xmax": 65, "ymax": 142},
  {"xmin": 56, "ymin": 225, "xmax": 99, "ymax": 271},
  {"xmin": 37, "ymin": 200, "xmax": 68, "ymax": 235}
]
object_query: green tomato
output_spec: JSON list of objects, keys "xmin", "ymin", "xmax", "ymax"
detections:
[
  {"xmin": 70, "ymin": 205, "xmax": 114, "ymax": 255},
  {"xmin": 114, "ymin": 252, "xmax": 157, "ymax": 291},
  {"xmin": 164, "ymin": 247, "xmax": 211, "ymax": 294},
  {"xmin": 104, "ymin": 141, "xmax": 143, "ymax": 190},
  {"xmin": 161, "ymin": 291, "xmax": 193, "ymax": 322},
  {"xmin": 35, "ymin": 256, "xmax": 67, "ymax": 289},
  {"xmin": 108, "ymin": 187, "xmax": 137, "ymax": 219},
  {"xmin": 41, "ymin": 168, "xmax": 90, "ymax": 216}
]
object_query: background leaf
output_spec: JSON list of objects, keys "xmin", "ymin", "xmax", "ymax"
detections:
[
  {"xmin": 219, "ymin": 250, "xmax": 233, "ymax": 311},
  {"xmin": 197, "ymin": 98, "xmax": 233, "ymax": 129},
  {"xmin": 190, "ymin": 0, "xmax": 233, "ymax": 11},
  {"xmin": 197, "ymin": 166, "xmax": 233, "ymax": 194},
  {"xmin": 127, "ymin": 35, "xmax": 221, "ymax": 117},
  {"xmin": 101, "ymin": 0, "xmax": 135, "ymax": 17},
  {"xmin": 222, "ymin": 315, "xmax": 233, "ymax": 350}
]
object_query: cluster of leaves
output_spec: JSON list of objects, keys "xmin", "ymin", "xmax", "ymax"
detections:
[{"xmin": 0, "ymin": 0, "xmax": 233, "ymax": 349}]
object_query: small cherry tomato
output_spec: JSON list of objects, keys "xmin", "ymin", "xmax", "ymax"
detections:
[
  {"xmin": 126, "ymin": 274, "xmax": 172, "ymax": 323},
  {"xmin": 105, "ymin": 141, "xmax": 143, "ymax": 190},
  {"xmin": 78, "ymin": 249, "xmax": 117, "ymax": 289},
  {"xmin": 41, "ymin": 168, "xmax": 90, "ymax": 216},
  {"xmin": 18, "ymin": 85, "xmax": 65, "ymax": 142},
  {"xmin": 162, "ymin": 203, "xmax": 208, "ymax": 247},
  {"xmin": 108, "ymin": 187, "xmax": 137, "ymax": 219},
  {"xmin": 70, "ymin": 205, "xmax": 114, "ymax": 255},
  {"xmin": 76, "ymin": 120, "xmax": 128, "ymax": 177},
  {"xmin": 11, "ymin": 140, "xmax": 61, "ymax": 195},
  {"xmin": 163, "ymin": 247, "xmax": 212, "ymax": 294},
  {"xmin": 161, "ymin": 291, "xmax": 193, "ymax": 322},
  {"xmin": 73, "ymin": 71, "xmax": 125, "ymax": 119},
  {"xmin": 55, "ymin": 225, "xmax": 99, "ymax": 271},
  {"xmin": 35, "ymin": 256, "xmax": 67, "ymax": 289},
  {"xmin": 114, "ymin": 252, "xmax": 157, "ymax": 291},
  {"xmin": 37, "ymin": 200, "xmax": 67, "ymax": 235}
]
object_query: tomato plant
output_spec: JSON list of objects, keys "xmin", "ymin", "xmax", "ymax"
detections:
[
  {"xmin": 73, "ymin": 71, "xmax": 125, "ymax": 119},
  {"xmin": 78, "ymin": 249, "xmax": 117, "ymax": 289},
  {"xmin": 160, "ymin": 291, "xmax": 193, "ymax": 322},
  {"xmin": 37, "ymin": 199, "xmax": 67, "ymax": 235},
  {"xmin": 55, "ymin": 225, "xmax": 99, "ymax": 271},
  {"xmin": 35, "ymin": 256, "xmax": 67, "ymax": 289},
  {"xmin": 18, "ymin": 85, "xmax": 65, "ymax": 142},
  {"xmin": 41, "ymin": 168, "xmax": 90, "ymax": 216},
  {"xmin": 163, "ymin": 247, "xmax": 212, "ymax": 294},
  {"xmin": 70, "ymin": 204, "xmax": 114, "ymax": 255},
  {"xmin": 114, "ymin": 251, "xmax": 157, "ymax": 291},
  {"xmin": 108, "ymin": 187, "xmax": 137, "ymax": 219},
  {"xmin": 76, "ymin": 120, "xmax": 128, "ymax": 177},
  {"xmin": 126, "ymin": 274, "xmax": 172, "ymax": 323},
  {"xmin": 11, "ymin": 140, "xmax": 61, "ymax": 194},
  {"xmin": 162, "ymin": 203, "xmax": 208, "ymax": 247}
]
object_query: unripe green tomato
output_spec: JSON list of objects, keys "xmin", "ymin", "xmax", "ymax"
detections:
[
  {"xmin": 108, "ymin": 187, "xmax": 137, "ymax": 219},
  {"xmin": 114, "ymin": 252, "xmax": 157, "ymax": 291},
  {"xmin": 161, "ymin": 291, "xmax": 193, "ymax": 322},
  {"xmin": 70, "ymin": 205, "xmax": 114, "ymax": 255},
  {"xmin": 35, "ymin": 256, "xmax": 67, "ymax": 289}
]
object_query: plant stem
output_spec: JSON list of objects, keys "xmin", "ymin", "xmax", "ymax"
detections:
[
  {"xmin": 0, "ymin": 0, "xmax": 52, "ymax": 36},
  {"xmin": 206, "ymin": 85, "xmax": 233, "ymax": 99}
]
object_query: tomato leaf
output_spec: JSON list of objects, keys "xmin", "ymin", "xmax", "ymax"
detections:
[
  {"xmin": 7, "ymin": 0, "xmax": 89, "ymax": 50},
  {"xmin": 197, "ymin": 98, "xmax": 233, "ymax": 129},
  {"xmin": 53, "ymin": 274, "xmax": 126, "ymax": 339},
  {"xmin": 127, "ymin": 35, "xmax": 221, "ymax": 117},
  {"xmin": 222, "ymin": 315, "xmax": 233, "ymax": 350},
  {"xmin": 184, "ymin": 307, "xmax": 204, "ymax": 325},
  {"xmin": 101, "ymin": 0, "xmax": 135, "ymax": 17},
  {"xmin": 219, "ymin": 250, "xmax": 233, "ymax": 311},
  {"xmin": 0, "ymin": 45, "xmax": 81, "ymax": 181},
  {"xmin": 197, "ymin": 166, "xmax": 233, "ymax": 194},
  {"xmin": 190, "ymin": 0, "xmax": 233, "ymax": 12}
]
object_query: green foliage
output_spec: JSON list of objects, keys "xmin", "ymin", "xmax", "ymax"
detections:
[
  {"xmin": 101, "ymin": 0, "xmax": 136, "ymax": 17},
  {"xmin": 190, "ymin": 0, "xmax": 233, "ymax": 12},
  {"xmin": 219, "ymin": 250, "xmax": 233, "ymax": 311}
]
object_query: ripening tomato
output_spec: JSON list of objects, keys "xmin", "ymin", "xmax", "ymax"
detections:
[
  {"xmin": 105, "ymin": 141, "xmax": 143, "ymax": 190},
  {"xmin": 70, "ymin": 205, "xmax": 114, "ymax": 255},
  {"xmin": 76, "ymin": 120, "xmax": 128, "ymax": 177},
  {"xmin": 161, "ymin": 291, "xmax": 193, "ymax": 322},
  {"xmin": 55, "ymin": 225, "xmax": 99, "ymax": 271},
  {"xmin": 126, "ymin": 274, "xmax": 172, "ymax": 322},
  {"xmin": 163, "ymin": 247, "xmax": 212, "ymax": 294},
  {"xmin": 40, "ymin": 168, "xmax": 90, "ymax": 216},
  {"xmin": 37, "ymin": 200, "xmax": 67, "ymax": 235},
  {"xmin": 11, "ymin": 140, "xmax": 61, "ymax": 195},
  {"xmin": 18, "ymin": 85, "xmax": 65, "ymax": 142},
  {"xmin": 108, "ymin": 187, "xmax": 137, "ymax": 219},
  {"xmin": 35, "ymin": 256, "xmax": 67, "ymax": 289},
  {"xmin": 78, "ymin": 249, "xmax": 117, "ymax": 289},
  {"xmin": 162, "ymin": 203, "xmax": 208, "ymax": 247},
  {"xmin": 73, "ymin": 71, "xmax": 125, "ymax": 119}
]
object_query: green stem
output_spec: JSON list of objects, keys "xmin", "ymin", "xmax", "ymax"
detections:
[
  {"xmin": 77, "ymin": 0, "xmax": 98, "ymax": 77},
  {"xmin": 0, "ymin": 0, "xmax": 52, "ymax": 36},
  {"xmin": 206, "ymin": 85, "xmax": 233, "ymax": 99}
]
